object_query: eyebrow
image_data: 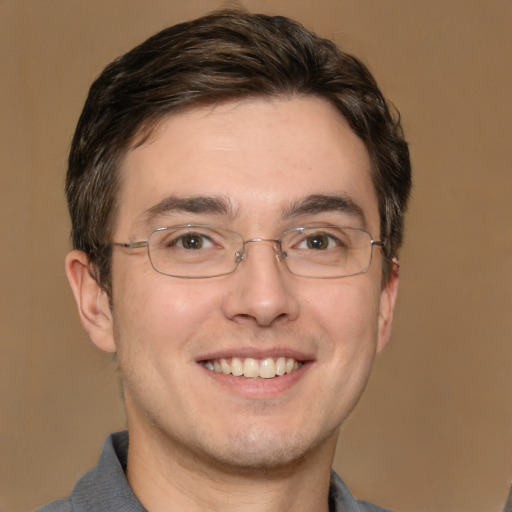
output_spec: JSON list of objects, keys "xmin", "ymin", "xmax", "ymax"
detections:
[
  {"xmin": 141, "ymin": 195, "xmax": 235, "ymax": 224},
  {"xmin": 140, "ymin": 192, "xmax": 366, "ymax": 226},
  {"xmin": 283, "ymin": 194, "xmax": 366, "ymax": 225}
]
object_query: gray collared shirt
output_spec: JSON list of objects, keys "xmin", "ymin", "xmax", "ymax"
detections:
[
  {"xmin": 36, "ymin": 431, "xmax": 393, "ymax": 512},
  {"xmin": 503, "ymin": 484, "xmax": 512, "ymax": 512}
]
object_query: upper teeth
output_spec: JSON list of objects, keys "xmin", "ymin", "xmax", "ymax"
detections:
[{"xmin": 204, "ymin": 357, "xmax": 301, "ymax": 379}]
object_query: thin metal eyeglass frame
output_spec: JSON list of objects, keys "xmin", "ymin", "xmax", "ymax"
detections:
[{"xmin": 110, "ymin": 224, "xmax": 385, "ymax": 279}]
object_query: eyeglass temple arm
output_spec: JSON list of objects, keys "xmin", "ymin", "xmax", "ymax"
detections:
[
  {"xmin": 111, "ymin": 241, "xmax": 149, "ymax": 249},
  {"xmin": 371, "ymin": 240, "xmax": 400, "ymax": 275}
]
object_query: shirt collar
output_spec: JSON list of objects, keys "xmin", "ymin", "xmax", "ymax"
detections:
[{"xmin": 71, "ymin": 430, "xmax": 381, "ymax": 512}]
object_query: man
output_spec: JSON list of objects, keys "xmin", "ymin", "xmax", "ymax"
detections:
[{"xmin": 38, "ymin": 9, "xmax": 411, "ymax": 512}]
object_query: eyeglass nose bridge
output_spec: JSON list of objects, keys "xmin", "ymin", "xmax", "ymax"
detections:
[{"xmin": 234, "ymin": 237, "xmax": 287, "ymax": 264}]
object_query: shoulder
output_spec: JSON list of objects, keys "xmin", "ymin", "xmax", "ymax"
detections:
[
  {"xmin": 34, "ymin": 497, "xmax": 73, "ymax": 512},
  {"xmin": 330, "ymin": 470, "xmax": 394, "ymax": 512},
  {"xmin": 503, "ymin": 482, "xmax": 512, "ymax": 512},
  {"xmin": 355, "ymin": 500, "xmax": 394, "ymax": 512}
]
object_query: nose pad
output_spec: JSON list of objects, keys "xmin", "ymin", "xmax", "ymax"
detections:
[{"xmin": 235, "ymin": 240, "xmax": 286, "ymax": 267}]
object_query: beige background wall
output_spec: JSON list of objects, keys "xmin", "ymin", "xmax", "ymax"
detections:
[{"xmin": 1, "ymin": 1, "xmax": 510, "ymax": 511}]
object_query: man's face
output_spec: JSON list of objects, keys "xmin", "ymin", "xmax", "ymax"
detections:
[{"xmin": 91, "ymin": 97, "xmax": 397, "ymax": 470}]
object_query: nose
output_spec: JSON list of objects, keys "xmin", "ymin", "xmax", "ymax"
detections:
[{"xmin": 221, "ymin": 239, "xmax": 300, "ymax": 327}]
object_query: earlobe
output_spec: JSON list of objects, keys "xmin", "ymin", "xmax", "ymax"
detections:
[
  {"xmin": 65, "ymin": 250, "xmax": 116, "ymax": 353},
  {"xmin": 376, "ymin": 260, "xmax": 400, "ymax": 353}
]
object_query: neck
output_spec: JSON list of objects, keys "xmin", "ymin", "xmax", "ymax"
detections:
[{"xmin": 125, "ymin": 422, "xmax": 338, "ymax": 512}]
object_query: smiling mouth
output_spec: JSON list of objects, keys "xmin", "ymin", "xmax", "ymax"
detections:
[{"xmin": 203, "ymin": 357, "xmax": 303, "ymax": 379}]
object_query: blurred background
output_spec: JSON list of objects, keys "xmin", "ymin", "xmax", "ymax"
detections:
[{"xmin": 1, "ymin": 1, "xmax": 510, "ymax": 511}]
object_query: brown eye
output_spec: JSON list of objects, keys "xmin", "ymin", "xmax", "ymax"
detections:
[
  {"xmin": 305, "ymin": 234, "xmax": 331, "ymax": 250},
  {"xmin": 179, "ymin": 233, "xmax": 205, "ymax": 249}
]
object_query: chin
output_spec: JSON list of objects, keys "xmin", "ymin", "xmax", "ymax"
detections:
[{"xmin": 196, "ymin": 424, "xmax": 334, "ymax": 474}]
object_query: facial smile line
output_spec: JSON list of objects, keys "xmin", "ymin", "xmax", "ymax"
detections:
[{"xmin": 203, "ymin": 356, "xmax": 302, "ymax": 379}]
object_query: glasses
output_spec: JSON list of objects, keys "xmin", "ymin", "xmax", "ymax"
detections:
[{"xmin": 111, "ymin": 224, "xmax": 384, "ymax": 279}]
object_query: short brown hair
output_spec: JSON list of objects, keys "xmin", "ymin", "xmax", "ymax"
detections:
[{"xmin": 67, "ymin": 9, "xmax": 412, "ymax": 294}]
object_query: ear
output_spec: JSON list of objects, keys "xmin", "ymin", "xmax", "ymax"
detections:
[
  {"xmin": 376, "ymin": 259, "xmax": 400, "ymax": 353},
  {"xmin": 65, "ymin": 250, "xmax": 116, "ymax": 353}
]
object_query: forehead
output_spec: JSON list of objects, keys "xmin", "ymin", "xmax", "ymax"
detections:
[{"xmin": 117, "ymin": 96, "xmax": 378, "ymax": 235}]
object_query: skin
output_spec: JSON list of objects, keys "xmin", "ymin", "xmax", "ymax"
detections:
[{"xmin": 66, "ymin": 96, "xmax": 398, "ymax": 512}]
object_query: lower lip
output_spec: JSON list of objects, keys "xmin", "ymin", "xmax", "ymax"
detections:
[{"xmin": 199, "ymin": 362, "xmax": 311, "ymax": 399}]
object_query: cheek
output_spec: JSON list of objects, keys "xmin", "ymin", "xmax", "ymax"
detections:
[
  {"xmin": 308, "ymin": 279, "xmax": 382, "ymax": 361},
  {"xmin": 303, "ymin": 281, "xmax": 382, "ymax": 426},
  {"xmin": 313, "ymin": 277, "xmax": 381, "ymax": 329},
  {"xmin": 112, "ymin": 272, "xmax": 221, "ymax": 357}
]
